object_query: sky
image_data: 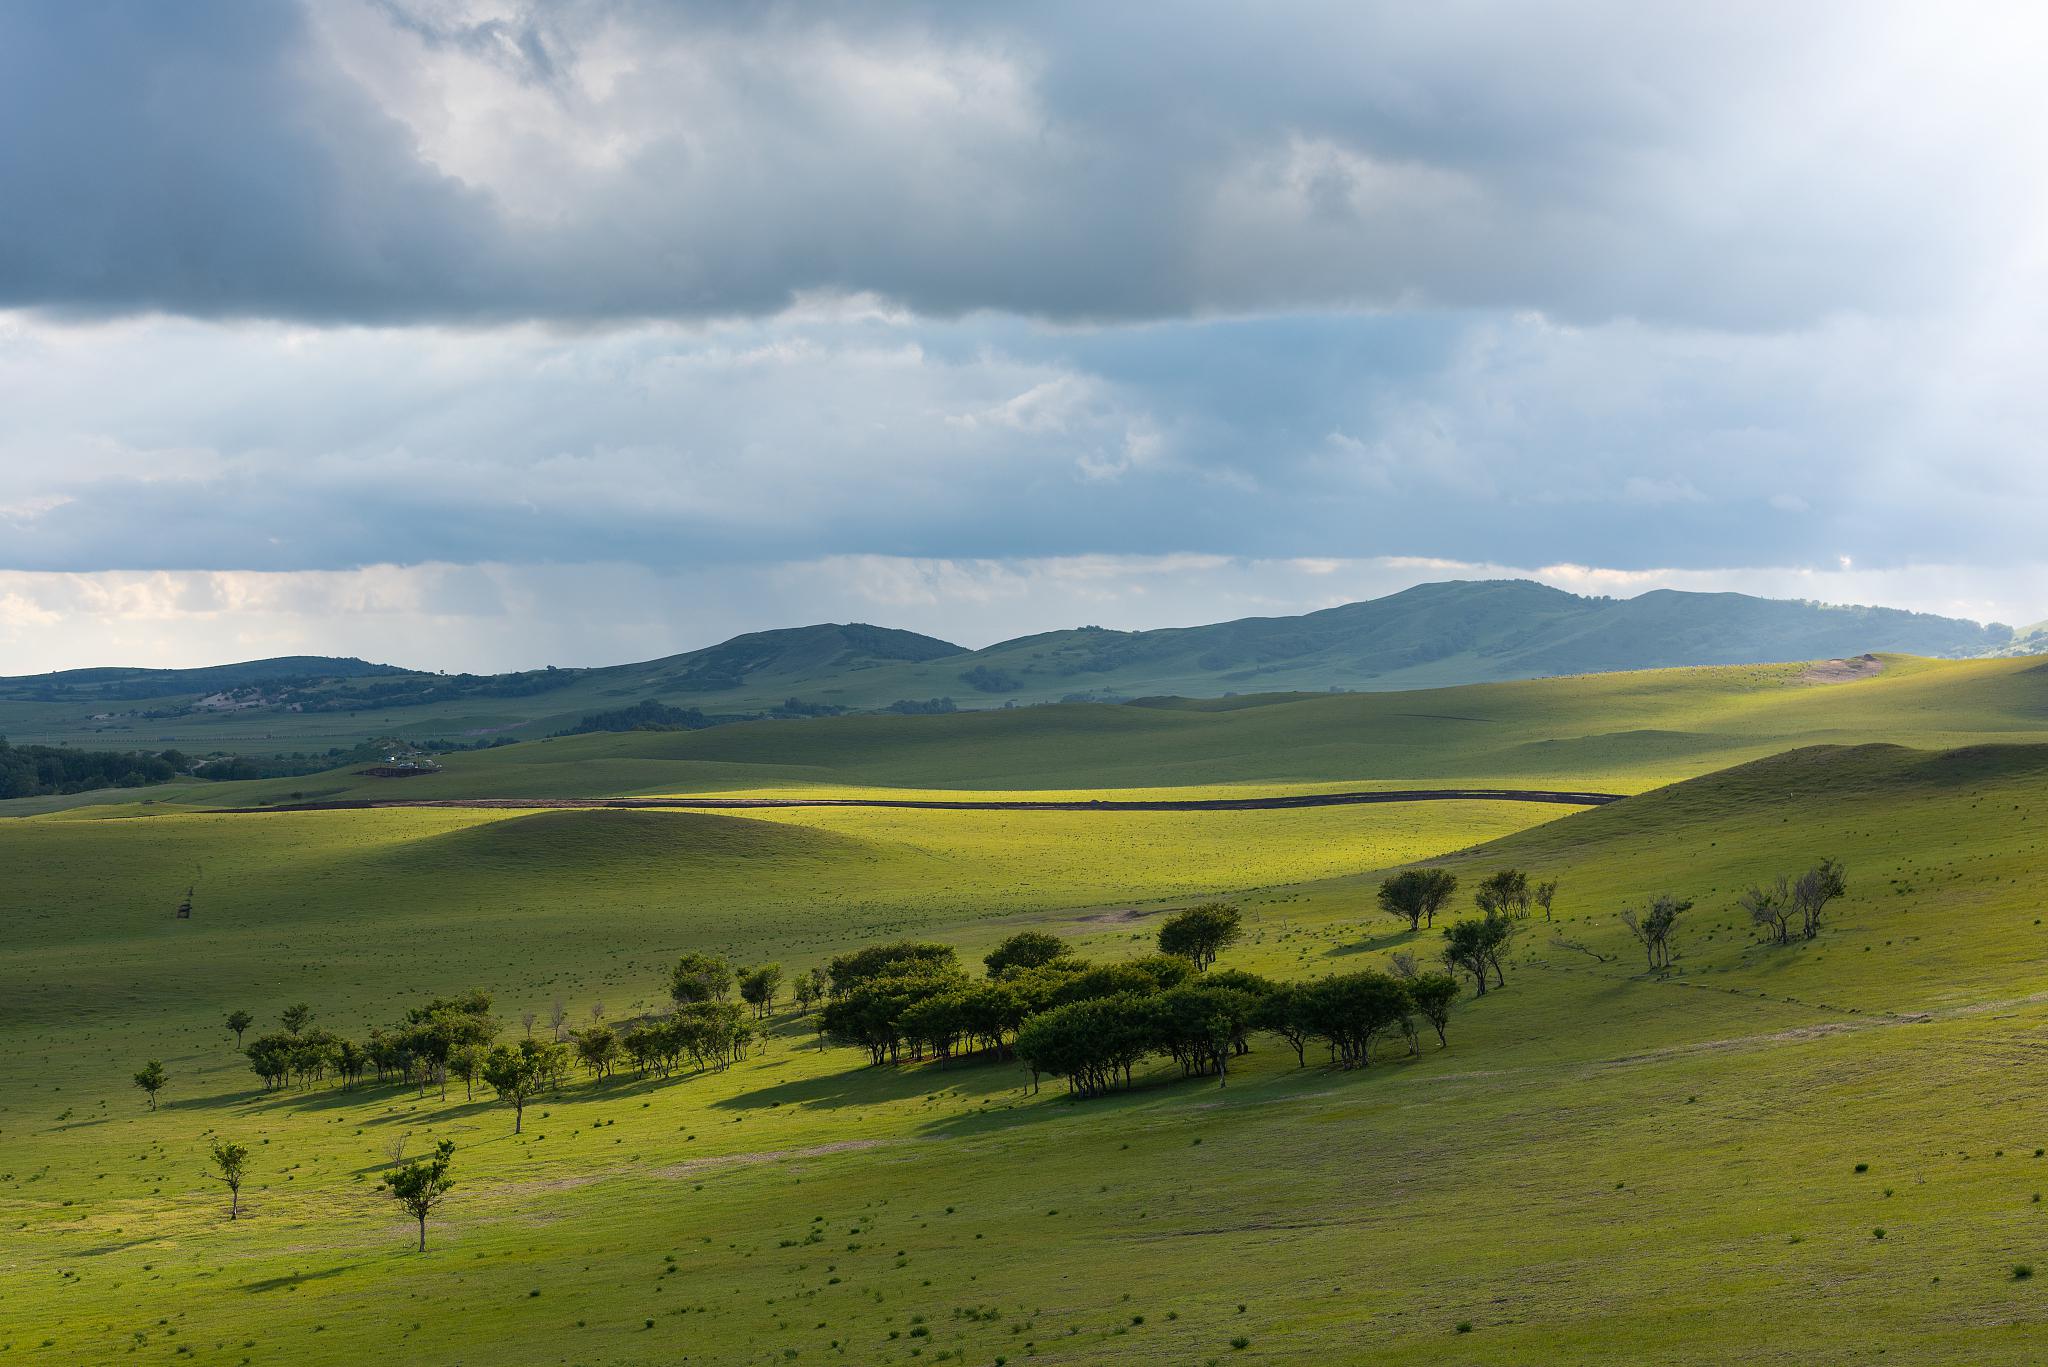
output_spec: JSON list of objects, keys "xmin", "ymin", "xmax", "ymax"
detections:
[{"xmin": 3, "ymin": 1, "xmax": 2046, "ymax": 673}]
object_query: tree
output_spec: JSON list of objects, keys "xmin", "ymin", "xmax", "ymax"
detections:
[
  {"xmin": 1534, "ymin": 879, "xmax": 1558, "ymax": 922},
  {"xmin": 450, "ymin": 1044, "xmax": 486, "ymax": 1100},
  {"xmin": 133, "ymin": 1060, "xmax": 167, "ymax": 1110},
  {"xmin": 1295, "ymin": 971, "xmax": 1413, "ymax": 1069},
  {"xmin": 1157, "ymin": 902, "xmax": 1243, "ymax": 971},
  {"xmin": 548, "ymin": 998, "xmax": 569, "ymax": 1041},
  {"xmin": 208, "ymin": 1139, "xmax": 250, "ymax": 1220},
  {"xmin": 574, "ymin": 1023, "xmax": 620, "ymax": 1078},
  {"xmin": 792, "ymin": 970, "xmax": 823, "ymax": 1015},
  {"xmin": 1252, "ymin": 986, "xmax": 1312, "ymax": 1065},
  {"xmin": 739, "ymin": 963, "xmax": 784, "ymax": 1018},
  {"xmin": 1441, "ymin": 917, "xmax": 1509, "ymax": 994},
  {"xmin": 1793, "ymin": 858, "xmax": 1847, "ymax": 939},
  {"xmin": 1377, "ymin": 869, "xmax": 1458, "ymax": 931},
  {"xmin": 1474, "ymin": 870, "xmax": 1531, "ymax": 921},
  {"xmin": 520, "ymin": 1009, "xmax": 537, "ymax": 1038},
  {"xmin": 1407, "ymin": 972, "xmax": 1461, "ymax": 1047},
  {"xmin": 381, "ymin": 1140, "xmax": 455, "ymax": 1252},
  {"xmin": 280, "ymin": 1003, "xmax": 314, "ymax": 1035},
  {"xmin": 398, "ymin": 993, "xmax": 498, "ymax": 1099},
  {"xmin": 481, "ymin": 1039, "xmax": 561, "ymax": 1134},
  {"xmin": 1741, "ymin": 876, "xmax": 1794, "ymax": 946},
  {"xmin": 670, "ymin": 952, "xmax": 735, "ymax": 1005},
  {"xmin": 984, "ymin": 931, "xmax": 1071, "ymax": 977},
  {"xmin": 1620, "ymin": 894, "xmax": 1692, "ymax": 971},
  {"xmin": 225, "ymin": 1009, "xmax": 254, "ymax": 1047},
  {"xmin": 827, "ymin": 941, "xmax": 958, "ymax": 995},
  {"xmin": 335, "ymin": 1037, "xmax": 368, "ymax": 1089}
]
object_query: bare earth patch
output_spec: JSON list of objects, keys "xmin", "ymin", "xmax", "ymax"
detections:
[{"xmin": 1798, "ymin": 653, "xmax": 1885, "ymax": 684}]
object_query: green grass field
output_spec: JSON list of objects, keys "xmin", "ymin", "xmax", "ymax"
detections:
[{"xmin": 4, "ymin": 661, "xmax": 2047, "ymax": 1363}]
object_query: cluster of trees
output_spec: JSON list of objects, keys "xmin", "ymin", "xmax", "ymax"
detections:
[
  {"xmin": 603, "ymin": 1002, "xmax": 753, "ymax": 1079},
  {"xmin": 0, "ymin": 737, "xmax": 188, "ymax": 798},
  {"xmin": 883, "ymin": 697, "xmax": 959, "ymax": 715},
  {"xmin": 1740, "ymin": 859, "xmax": 1848, "ymax": 946},
  {"xmin": 242, "ymin": 995, "xmax": 505, "ymax": 1098},
  {"xmin": 1379, "ymin": 868, "xmax": 1549, "ymax": 997},
  {"xmin": 561, "ymin": 699, "xmax": 714, "ymax": 735},
  {"xmin": 809, "ymin": 904, "xmax": 1463, "ymax": 1099},
  {"xmin": 1015, "ymin": 966, "xmax": 1461, "ymax": 1098}
]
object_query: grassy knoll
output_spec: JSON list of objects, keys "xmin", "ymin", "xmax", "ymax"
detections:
[{"xmin": 3, "ymin": 738, "xmax": 2048, "ymax": 1360}]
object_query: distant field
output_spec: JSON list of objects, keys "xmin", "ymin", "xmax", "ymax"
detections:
[
  {"xmin": 5, "ymin": 662, "xmax": 2048, "ymax": 1362},
  {"xmin": 56, "ymin": 652, "xmax": 2048, "ymax": 812}
]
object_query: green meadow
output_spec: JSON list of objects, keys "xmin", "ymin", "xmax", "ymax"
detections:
[{"xmin": 4, "ymin": 657, "xmax": 2048, "ymax": 1363}]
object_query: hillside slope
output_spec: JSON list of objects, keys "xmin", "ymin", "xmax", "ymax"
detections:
[{"xmin": 147, "ymin": 653, "xmax": 2048, "ymax": 808}]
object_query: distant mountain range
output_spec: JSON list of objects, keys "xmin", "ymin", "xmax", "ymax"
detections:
[{"xmin": 0, "ymin": 580, "xmax": 2018, "ymax": 754}]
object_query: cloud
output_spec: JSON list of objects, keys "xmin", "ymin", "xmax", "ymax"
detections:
[
  {"xmin": 3, "ymin": 2, "xmax": 2044, "ymax": 327},
  {"xmin": 3, "ymin": 304, "xmax": 2046, "ymax": 591},
  {"xmin": 1, "ymin": 4, "xmax": 2045, "ymax": 670}
]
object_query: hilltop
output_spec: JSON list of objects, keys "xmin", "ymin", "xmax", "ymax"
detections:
[{"xmin": 0, "ymin": 580, "xmax": 2013, "ymax": 756}]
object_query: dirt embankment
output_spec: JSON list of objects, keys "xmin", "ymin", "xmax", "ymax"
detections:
[{"xmin": 1798, "ymin": 653, "xmax": 1885, "ymax": 684}]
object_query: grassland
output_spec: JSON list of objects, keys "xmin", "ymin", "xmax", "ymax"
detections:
[
  {"xmin": 102, "ymin": 652, "xmax": 2048, "ymax": 811},
  {"xmin": 4, "ymin": 662, "xmax": 2047, "ymax": 1363}
]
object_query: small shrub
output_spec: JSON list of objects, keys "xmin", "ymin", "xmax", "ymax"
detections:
[
  {"xmin": 2015, "ymin": 1264, "xmax": 2035, "ymax": 1281},
  {"xmin": 1455, "ymin": 1321, "xmax": 1473, "ymax": 1334}
]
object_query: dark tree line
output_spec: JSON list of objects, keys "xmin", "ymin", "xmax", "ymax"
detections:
[{"xmin": 0, "ymin": 737, "xmax": 187, "ymax": 798}]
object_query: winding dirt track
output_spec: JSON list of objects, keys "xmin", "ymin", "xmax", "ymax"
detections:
[{"xmin": 221, "ymin": 788, "xmax": 1623, "ymax": 815}]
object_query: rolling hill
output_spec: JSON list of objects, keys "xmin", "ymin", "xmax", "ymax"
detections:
[
  {"xmin": 8, "ymin": 716, "xmax": 2048, "ymax": 1361},
  {"xmin": 0, "ymin": 580, "xmax": 2013, "ymax": 756}
]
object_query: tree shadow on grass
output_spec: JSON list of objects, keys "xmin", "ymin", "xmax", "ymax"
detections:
[
  {"xmin": 1324, "ymin": 927, "xmax": 1424, "ymax": 959},
  {"xmin": 241, "ymin": 1263, "xmax": 352, "ymax": 1294}
]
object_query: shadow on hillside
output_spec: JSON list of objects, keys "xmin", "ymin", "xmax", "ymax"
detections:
[
  {"xmin": 715, "ymin": 1045, "xmax": 1381, "ymax": 1141},
  {"xmin": 713, "ymin": 1052, "xmax": 1029, "ymax": 1113}
]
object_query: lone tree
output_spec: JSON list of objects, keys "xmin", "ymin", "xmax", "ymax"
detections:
[
  {"xmin": 670, "ymin": 952, "xmax": 735, "ymax": 1005},
  {"xmin": 739, "ymin": 963, "xmax": 784, "ymax": 1018},
  {"xmin": 1534, "ymin": 879, "xmax": 1558, "ymax": 922},
  {"xmin": 280, "ymin": 1003, "xmax": 314, "ymax": 1035},
  {"xmin": 226, "ymin": 1010, "xmax": 254, "ymax": 1048},
  {"xmin": 208, "ymin": 1139, "xmax": 250, "ymax": 1220},
  {"xmin": 1406, "ymin": 971, "xmax": 1461, "ymax": 1046},
  {"xmin": 983, "ymin": 930, "xmax": 1071, "ymax": 977},
  {"xmin": 133, "ymin": 1060, "xmax": 166, "ymax": 1110},
  {"xmin": 1620, "ymin": 894, "xmax": 1692, "ymax": 971},
  {"xmin": 1158, "ymin": 902, "xmax": 1243, "ymax": 971},
  {"xmin": 1793, "ymin": 858, "xmax": 1847, "ymax": 939},
  {"xmin": 382, "ymin": 1140, "xmax": 455, "ymax": 1252},
  {"xmin": 1377, "ymin": 869, "xmax": 1459, "ymax": 932},
  {"xmin": 481, "ymin": 1039, "xmax": 560, "ymax": 1134},
  {"xmin": 1474, "ymin": 869, "xmax": 1531, "ymax": 921}
]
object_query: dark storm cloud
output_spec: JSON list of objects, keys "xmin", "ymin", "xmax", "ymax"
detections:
[{"xmin": 0, "ymin": 1, "xmax": 2009, "ymax": 327}]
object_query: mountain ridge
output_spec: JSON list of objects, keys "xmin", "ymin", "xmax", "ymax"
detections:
[{"xmin": 0, "ymin": 580, "xmax": 2016, "ymax": 754}]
